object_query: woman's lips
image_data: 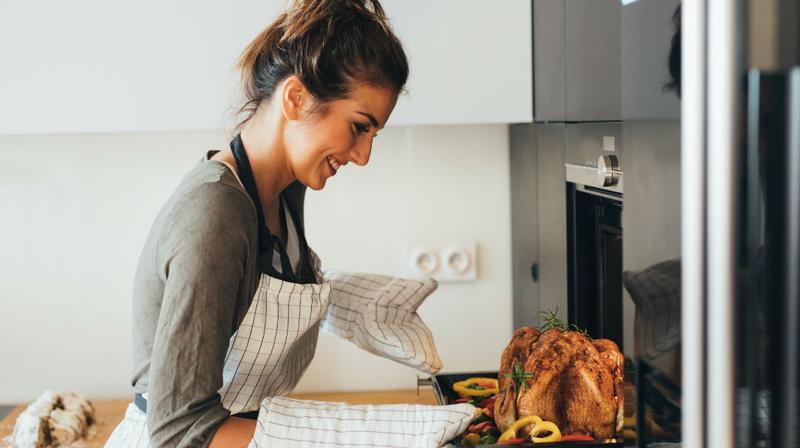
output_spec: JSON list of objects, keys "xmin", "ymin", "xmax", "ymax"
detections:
[{"xmin": 326, "ymin": 156, "xmax": 342, "ymax": 176}]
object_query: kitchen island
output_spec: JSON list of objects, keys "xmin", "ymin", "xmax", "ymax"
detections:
[{"xmin": 0, "ymin": 389, "xmax": 437, "ymax": 446}]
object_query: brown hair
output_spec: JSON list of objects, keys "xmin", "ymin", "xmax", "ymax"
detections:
[{"xmin": 236, "ymin": 0, "xmax": 409, "ymax": 127}]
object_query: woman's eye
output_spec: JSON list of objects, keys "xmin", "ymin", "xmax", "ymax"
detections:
[{"xmin": 353, "ymin": 122, "xmax": 370, "ymax": 135}]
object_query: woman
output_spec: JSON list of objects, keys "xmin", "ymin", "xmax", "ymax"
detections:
[{"xmin": 105, "ymin": 1, "xmax": 428, "ymax": 446}]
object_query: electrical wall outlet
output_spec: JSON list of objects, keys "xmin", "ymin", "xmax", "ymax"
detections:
[{"xmin": 407, "ymin": 242, "xmax": 478, "ymax": 282}]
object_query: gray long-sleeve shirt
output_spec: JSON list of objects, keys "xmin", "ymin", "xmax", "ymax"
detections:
[{"xmin": 131, "ymin": 153, "xmax": 304, "ymax": 447}]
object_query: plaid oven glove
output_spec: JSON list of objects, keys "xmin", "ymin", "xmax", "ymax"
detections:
[
  {"xmin": 247, "ymin": 396, "xmax": 474, "ymax": 448},
  {"xmin": 320, "ymin": 269, "xmax": 443, "ymax": 374}
]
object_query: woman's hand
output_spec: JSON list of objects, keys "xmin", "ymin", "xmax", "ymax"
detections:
[{"xmin": 209, "ymin": 415, "xmax": 257, "ymax": 448}]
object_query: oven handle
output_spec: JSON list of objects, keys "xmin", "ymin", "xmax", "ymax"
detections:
[{"xmin": 565, "ymin": 162, "xmax": 624, "ymax": 194}]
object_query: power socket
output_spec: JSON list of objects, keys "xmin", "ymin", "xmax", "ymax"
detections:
[{"xmin": 407, "ymin": 242, "xmax": 478, "ymax": 282}]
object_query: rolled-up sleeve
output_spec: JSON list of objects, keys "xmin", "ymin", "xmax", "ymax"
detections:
[{"xmin": 146, "ymin": 183, "xmax": 254, "ymax": 448}]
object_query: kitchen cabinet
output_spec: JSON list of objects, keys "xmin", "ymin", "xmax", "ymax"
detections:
[
  {"xmin": 0, "ymin": 0, "xmax": 268, "ymax": 135},
  {"xmin": 510, "ymin": 124, "xmax": 539, "ymax": 329},
  {"xmin": 0, "ymin": 0, "xmax": 532, "ymax": 134},
  {"xmin": 387, "ymin": 1, "xmax": 533, "ymax": 126},
  {"xmin": 533, "ymin": 0, "xmax": 567, "ymax": 122},
  {"xmin": 532, "ymin": 0, "xmax": 621, "ymax": 122},
  {"xmin": 621, "ymin": 0, "xmax": 681, "ymax": 120},
  {"xmin": 510, "ymin": 123, "xmax": 568, "ymax": 329},
  {"xmin": 534, "ymin": 124, "xmax": 568, "ymax": 319},
  {"xmin": 564, "ymin": 0, "xmax": 621, "ymax": 121}
]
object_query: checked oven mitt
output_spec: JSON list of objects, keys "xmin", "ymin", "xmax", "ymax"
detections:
[
  {"xmin": 320, "ymin": 269, "xmax": 443, "ymax": 374},
  {"xmin": 247, "ymin": 396, "xmax": 475, "ymax": 448}
]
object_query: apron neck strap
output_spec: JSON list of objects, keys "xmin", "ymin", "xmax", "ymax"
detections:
[{"xmin": 229, "ymin": 134, "xmax": 315, "ymax": 283}]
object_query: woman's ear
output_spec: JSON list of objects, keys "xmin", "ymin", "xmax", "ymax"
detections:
[{"xmin": 280, "ymin": 75, "xmax": 306, "ymax": 121}]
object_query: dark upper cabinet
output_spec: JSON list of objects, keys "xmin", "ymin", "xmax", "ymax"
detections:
[
  {"xmin": 621, "ymin": 0, "xmax": 681, "ymax": 120},
  {"xmin": 564, "ymin": 0, "xmax": 622, "ymax": 121},
  {"xmin": 510, "ymin": 124, "xmax": 540, "ymax": 329},
  {"xmin": 509, "ymin": 123, "xmax": 568, "ymax": 329},
  {"xmin": 533, "ymin": 0, "xmax": 622, "ymax": 122},
  {"xmin": 533, "ymin": 0, "xmax": 567, "ymax": 122}
]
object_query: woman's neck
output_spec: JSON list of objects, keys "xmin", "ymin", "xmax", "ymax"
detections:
[{"xmin": 239, "ymin": 106, "xmax": 296, "ymax": 214}]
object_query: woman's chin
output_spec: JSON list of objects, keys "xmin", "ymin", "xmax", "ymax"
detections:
[
  {"xmin": 293, "ymin": 172, "xmax": 324, "ymax": 191},
  {"xmin": 306, "ymin": 176, "xmax": 326, "ymax": 191}
]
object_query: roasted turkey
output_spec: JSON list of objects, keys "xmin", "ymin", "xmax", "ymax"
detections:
[{"xmin": 495, "ymin": 327, "xmax": 624, "ymax": 439}]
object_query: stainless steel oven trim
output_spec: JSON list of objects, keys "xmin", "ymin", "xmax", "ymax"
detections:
[
  {"xmin": 565, "ymin": 163, "xmax": 624, "ymax": 194},
  {"xmin": 574, "ymin": 184, "xmax": 623, "ymax": 202}
]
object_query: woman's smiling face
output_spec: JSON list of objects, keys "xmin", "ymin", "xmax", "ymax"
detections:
[{"xmin": 284, "ymin": 80, "xmax": 399, "ymax": 190}]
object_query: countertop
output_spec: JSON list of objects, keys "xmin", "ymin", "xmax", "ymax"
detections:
[{"xmin": 0, "ymin": 389, "xmax": 438, "ymax": 446}]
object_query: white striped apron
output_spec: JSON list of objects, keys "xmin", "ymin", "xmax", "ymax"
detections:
[{"xmin": 104, "ymin": 265, "xmax": 331, "ymax": 447}]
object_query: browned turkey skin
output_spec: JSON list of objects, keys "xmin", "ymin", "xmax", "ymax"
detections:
[
  {"xmin": 495, "ymin": 327, "xmax": 541, "ymax": 431},
  {"xmin": 495, "ymin": 327, "xmax": 624, "ymax": 439}
]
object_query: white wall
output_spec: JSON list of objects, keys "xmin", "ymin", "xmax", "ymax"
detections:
[{"xmin": 0, "ymin": 124, "xmax": 513, "ymax": 404}]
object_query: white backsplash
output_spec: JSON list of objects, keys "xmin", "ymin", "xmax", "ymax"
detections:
[{"xmin": 0, "ymin": 124, "xmax": 513, "ymax": 402}]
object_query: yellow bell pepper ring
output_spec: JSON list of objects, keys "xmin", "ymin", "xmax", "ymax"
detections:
[
  {"xmin": 529, "ymin": 420, "xmax": 561, "ymax": 443},
  {"xmin": 453, "ymin": 377, "xmax": 500, "ymax": 397},
  {"xmin": 498, "ymin": 416, "xmax": 542, "ymax": 442}
]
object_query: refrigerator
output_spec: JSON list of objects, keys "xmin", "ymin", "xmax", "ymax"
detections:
[{"xmin": 508, "ymin": 0, "xmax": 800, "ymax": 446}]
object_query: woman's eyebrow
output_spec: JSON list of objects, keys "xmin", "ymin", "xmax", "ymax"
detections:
[{"xmin": 355, "ymin": 111, "xmax": 381, "ymax": 128}]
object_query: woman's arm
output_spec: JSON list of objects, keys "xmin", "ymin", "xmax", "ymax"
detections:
[
  {"xmin": 145, "ymin": 182, "xmax": 258, "ymax": 448},
  {"xmin": 209, "ymin": 416, "xmax": 257, "ymax": 448}
]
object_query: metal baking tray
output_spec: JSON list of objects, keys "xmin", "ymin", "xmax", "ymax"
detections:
[{"xmin": 426, "ymin": 371, "xmax": 626, "ymax": 447}]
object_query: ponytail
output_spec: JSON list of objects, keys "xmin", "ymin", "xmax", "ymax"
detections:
[{"xmin": 236, "ymin": 0, "xmax": 408, "ymax": 128}]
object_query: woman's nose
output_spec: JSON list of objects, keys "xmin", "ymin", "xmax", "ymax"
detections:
[{"xmin": 349, "ymin": 138, "xmax": 373, "ymax": 166}]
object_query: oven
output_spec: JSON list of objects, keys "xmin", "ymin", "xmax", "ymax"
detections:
[{"xmin": 565, "ymin": 125, "xmax": 625, "ymax": 350}]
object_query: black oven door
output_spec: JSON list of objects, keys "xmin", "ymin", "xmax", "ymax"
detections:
[{"xmin": 567, "ymin": 184, "xmax": 624, "ymax": 348}]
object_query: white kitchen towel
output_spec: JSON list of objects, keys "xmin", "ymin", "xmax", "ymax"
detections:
[
  {"xmin": 247, "ymin": 396, "xmax": 474, "ymax": 448},
  {"xmin": 321, "ymin": 269, "xmax": 443, "ymax": 374}
]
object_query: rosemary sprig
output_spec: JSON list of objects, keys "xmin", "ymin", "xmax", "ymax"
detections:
[
  {"xmin": 570, "ymin": 323, "xmax": 592, "ymax": 339},
  {"xmin": 538, "ymin": 307, "xmax": 568, "ymax": 332},
  {"xmin": 504, "ymin": 360, "xmax": 534, "ymax": 390},
  {"xmin": 536, "ymin": 307, "xmax": 593, "ymax": 339}
]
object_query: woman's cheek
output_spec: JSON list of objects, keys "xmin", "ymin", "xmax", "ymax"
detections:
[{"xmin": 334, "ymin": 124, "xmax": 356, "ymax": 149}]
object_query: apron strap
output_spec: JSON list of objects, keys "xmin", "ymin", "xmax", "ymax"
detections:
[
  {"xmin": 229, "ymin": 134, "xmax": 315, "ymax": 283},
  {"xmin": 282, "ymin": 189, "xmax": 317, "ymax": 283},
  {"xmin": 134, "ymin": 393, "xmax": 147, "ymax": 413},
  {"xmin": 276, "ymin": 198, "xmax": 295, "ymax": 276}
]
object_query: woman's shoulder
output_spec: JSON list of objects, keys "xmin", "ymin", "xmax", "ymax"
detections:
[
  {"xmin": 134, "ymin": 157, "xmax": 260, "ymax": 297},
  {"xmin": 178, "ymin": 159, "xmax": 250, "ymax": 203},
  {"xmin": 156, "ymin": 159, "xmax": 258, "ymax": 240},
  {"xmin": 181, "ymin": 157, "xmax": 246, "ymax": 195}
]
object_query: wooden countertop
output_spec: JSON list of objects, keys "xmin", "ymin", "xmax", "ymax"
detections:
[{"xmin": 0, "ymin": 389, "xmax": 438, "ymax": 446}]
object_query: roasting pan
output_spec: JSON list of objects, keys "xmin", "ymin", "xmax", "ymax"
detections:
[{"xmin": 424, "ymin": 372, "xmax": 627, "ymax": 447}]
